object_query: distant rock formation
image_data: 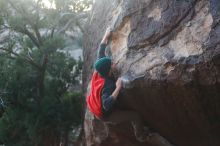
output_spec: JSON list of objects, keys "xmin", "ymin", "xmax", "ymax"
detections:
[{"xmin": 83, "ymin": 0, "xmax": 220, "ymax": 146}]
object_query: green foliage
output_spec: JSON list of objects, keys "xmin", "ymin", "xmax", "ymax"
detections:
[
  {"xmin": 0, "ymin": 50, "xmax": 83, "ymax": 145},
  {"xmin": 0, "ymin": 0, "xmax": 90, "ymax": 145},
  {"xmin": 52, "ymin": 0, "xmax": 92, "ymax": 12}
]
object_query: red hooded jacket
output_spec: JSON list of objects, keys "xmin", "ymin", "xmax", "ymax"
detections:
[{"xmin": 86, "ymin": 71, "xmax": 105, "ymax": 118}]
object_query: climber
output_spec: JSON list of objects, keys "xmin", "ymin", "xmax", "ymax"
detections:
[{"xmin": 86, "ymin": 27, "xmax": 149, "ymax": 142}]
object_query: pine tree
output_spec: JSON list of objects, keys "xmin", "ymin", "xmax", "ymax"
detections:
[{"xmin": 0, "ymin": 0, "xmax": 91, "ymax": 145}]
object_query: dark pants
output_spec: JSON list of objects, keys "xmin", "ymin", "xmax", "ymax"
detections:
[
  {"xmin": 102, "ymin": 109, "xmax": 146, "ymax": 141},
  {"xmin": 101, "ymin": 109, "xmax": 174, "ymax": 145}
]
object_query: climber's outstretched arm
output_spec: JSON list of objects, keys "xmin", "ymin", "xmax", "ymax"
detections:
[
  {"xmin": 97, "ymin": 27, "xmax": 112, "ymax": 59},
  {"xmin": 101, "ymin": 27, "xmax": 112, "ymax": 44}
]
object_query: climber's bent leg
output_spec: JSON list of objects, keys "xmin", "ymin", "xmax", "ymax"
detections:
[{"xmin": 102, "ymin": 109, "xmax": 149, "ymax": 142}]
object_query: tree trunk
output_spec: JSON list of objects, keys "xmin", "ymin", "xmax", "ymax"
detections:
[
  {"xmin": 37, "ymin": 55, "xmax": 48, "ymax": 102},
  {"xmin": 37, "ymin": 69, "xmax": 45, "ymax": 102}
]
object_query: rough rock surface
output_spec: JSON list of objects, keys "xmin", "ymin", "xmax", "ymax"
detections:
[{"xmin": 83, "ymin": 0, "xmax": 220, "ymax": 146}]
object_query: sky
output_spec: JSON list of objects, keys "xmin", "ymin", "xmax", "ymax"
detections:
[
  {"xmin": 35, "ymin": 0, "xmax": 55, "ymax": 8},
  {"xmin": 35, "ymin": 0, "xmax": 92, "ymax": 11}
]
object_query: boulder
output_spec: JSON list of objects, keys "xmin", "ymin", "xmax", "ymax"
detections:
[{"xmin": 83, "ymin": 0, "xmax": 220, "ymax": 146}]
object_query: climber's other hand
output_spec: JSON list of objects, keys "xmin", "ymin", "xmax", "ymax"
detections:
[
  {"xmin": 116, "ymin": 78, "xmax": 122, "ymax": 90},
  {"xmin": 105, "ymin": 26, "xmax": 112, "ymax": 38}
]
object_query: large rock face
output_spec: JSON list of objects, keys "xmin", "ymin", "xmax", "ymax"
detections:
[{"xmin": 83, "ymin": 0, "xmax": 220, "ymax": 146}]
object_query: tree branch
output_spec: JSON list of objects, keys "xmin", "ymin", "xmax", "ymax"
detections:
[
  {"xmin": 57, "ymin": 19, "xmax": 74, "ymax": 34},
  {"xmin": 0, "ymin": 47, "xmax": 41, "ymax": 69},
  {"xmin": 34, "ymin": 26, "xmax": 43, "ymax": 45},
  {"xmin": 51, "ymin": 27, "xmax": 55, "ymax": 38},
  {"xmin": 7, "ymin": 0, "xmax": 41, "ymax": 48},
  {"xmin": 22, "ymin": 27, "xmax": 41, "ymax": 48},
  {"xmin": 57, "ymin": 12, "xmax": 88, "ymax": 34},
  {"xmin": 33, "ymin": 3, "xmax": 43, "ymax": 45},
  {"xmin": 75, "ymin": 19, "xmax": 85, "ymax": 34}
]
